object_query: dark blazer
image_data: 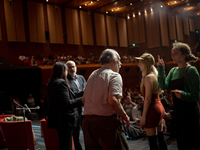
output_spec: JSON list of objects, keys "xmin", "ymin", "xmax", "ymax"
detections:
[
  {"xmin": 67, "ymin": 74, "xmax": 86, "ymax": 98},
  {"xmin": 47, "ymin": 78, "xmax": 83, "ymax": 129}
]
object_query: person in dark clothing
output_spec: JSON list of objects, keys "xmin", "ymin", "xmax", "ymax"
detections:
[
  {"xmin": 158, "ymin": 42, "xmax": 200, "ymax": 150},
  {"xmin": 66, "ymin": 60, "xmax": 86, "ymax": 150},
  {"xmin": 47, "ymin": 62, "xmax": 83, "ymax": 150}
]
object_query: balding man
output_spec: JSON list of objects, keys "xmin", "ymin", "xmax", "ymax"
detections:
[
  {"xmin": 82, "ymin": 49, "xmax": 130, "ymax": 150},
  {"xmin": 66, "ymin": 60, "xmax": 86, "ymax": 150}
]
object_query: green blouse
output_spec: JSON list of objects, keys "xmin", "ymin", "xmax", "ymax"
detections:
[{"xmin": 157, "ymin": 65, "xmax": 200, "ymax": 102}]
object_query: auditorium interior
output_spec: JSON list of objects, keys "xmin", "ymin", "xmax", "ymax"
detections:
[{"xmin": 0, "ymin": 0, "xmax": 200, "ymax": 149}]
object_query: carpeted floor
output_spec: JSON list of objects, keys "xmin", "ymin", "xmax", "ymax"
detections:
[{"xmin": 0, "ymin": 119, "xmax": 178, "ymax": 150}]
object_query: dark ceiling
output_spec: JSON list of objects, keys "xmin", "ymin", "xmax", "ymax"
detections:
[{"xmin": 30, "ymin": 0, "xmax": 200, "ymax": 17}]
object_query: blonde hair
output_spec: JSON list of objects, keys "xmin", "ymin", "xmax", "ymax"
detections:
[{"xmin": 140, "ymin": 60, "xmax": 162, "ymax": 95}]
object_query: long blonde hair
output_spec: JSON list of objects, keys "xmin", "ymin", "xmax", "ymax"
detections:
[{"xmin": 140, "ymin": 60, "xmax": 161, "ymax": 95}]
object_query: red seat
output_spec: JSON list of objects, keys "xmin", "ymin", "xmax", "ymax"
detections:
[
  {"xmin": 0, "ymin": 115, "xmax": 15, "ymax": 148},
  {"xmin": 40, "ymin": 118, "xmax": 74, "ymax": 150},
  {"xmin": 0, "ymin": 118, "xmax": 35, "ymax": 150}
]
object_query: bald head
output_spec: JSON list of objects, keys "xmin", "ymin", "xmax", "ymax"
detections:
[{"xmin": 66, "ymin": 60, "xmax": 77, "ymax": 77}]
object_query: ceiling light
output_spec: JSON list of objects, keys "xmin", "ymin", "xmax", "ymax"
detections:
[
  {"xmin": 151, "ymin": 8, "xmax": 153, "ymax": 11},
  {"xmin": 145, "ymin": 10, "xmax": 147, "ymax": 13},
  {"xmin": 79, "ymin": 6, "xmax": 82, "ymax": 8},
  {"xmin": 160, "ymin": 5, "xmax": 163, "ymax": 8},
  {"xmin": 46, "ymin": 0, "xmax": 48, "ymax": 2},
  {"xmin": 127, "ymin": 16, "xmax": 130, "ymax": 19},
  {"xmin": 130, "ymin": 3, "xmax": 132, "ymax": 5},
  {"xmin": 106, "ymin": 11, "xmax": 108, "ymax": 14},
  {"xmin": 111, "ymin": 9, "xmax": 114, "ymax": 11},
  {"xmin": 138, "ymin": 12, "xmax": 141, "ymax": 15},
  {"xmin": 174, "ymin": 1, "xmax": 176, "ymax": 3},
  {"xmin": 168, "ymin": 3, "xmax": 170, "ymax": 5},
  {"xmin": 91, "ymin": 1, "xmax": 93, "ymax": 3},
  {"xmin": 97, "ymin": 0, "xmax": 99, "ymax": 1},
  {"xmin": 133, "ymin": 14, "xmax": 135, "ymax": 17}
]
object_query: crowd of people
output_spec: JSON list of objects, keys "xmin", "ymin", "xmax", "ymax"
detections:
[
  {"xmin": 18, "ymin": 53, "xmax": 137, "ymax": 66},
  {"xmin": 13, "ymin": 42, "xmax": 200, "ymax": 150}
]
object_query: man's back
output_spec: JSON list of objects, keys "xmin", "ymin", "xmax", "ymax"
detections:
[{"xmin": 83, "ymin": 66, "xmax": 122, "ymax": 116}]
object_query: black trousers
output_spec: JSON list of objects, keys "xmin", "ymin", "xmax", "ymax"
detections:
[{"xmin": 56, "ymin": 126, "xmax": 72, "ymax": 150}]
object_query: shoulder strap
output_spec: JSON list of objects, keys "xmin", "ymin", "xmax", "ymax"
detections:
[
  {"xmin": 183, "ymin": 66, "xmax": 191, "ymax": 77},
  {"xmin": 170, "ymin": 67, "xmax": 176, "ymax": 80}
]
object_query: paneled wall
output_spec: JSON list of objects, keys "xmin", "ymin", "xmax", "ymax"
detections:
[
  {"xmin": 159, "ymin": 9, "xmax": 169, "ymax": 46},
  {"xmin": 118, "ymin": 18, "xmax": 128, "ymax": 47},
  {"xmin": 106, "ymin": 15, "xmax": 118, "ymax": 47},
  {"xmin": 145, "ymin": 9, "xmax": 160, "ymax": 48},
  {"xmin": 27, "ymin": 1, "xmax": 45, "ymax": 43},
  {"xmin": 47, "ymin": 4, "xmax": 64, "ymax": 44},
  {"xmin": 80, "ymin": 10, "xmax": 94, "ymax": 45},
  {"xmin": 94, "ymin": 13, "xmax": 107, "ymax": 46},
  {"xmin": 4, "ymin": 0, "xmax": 25, "ymax": 42},
  {"xmin": 0, "ymin": 0, "xmax": 199, "ymax": 66},
  {"xmin": 65, "ymin": 8, "xmax": 80, "ymax": 45},
  {"xmin": 176, "ymin": 15, "xmax": 184, "ymax": 41},
  {"xmin": 0, "ymin": 21, "xmax": 2, "ymax": 41},
  {"xmin": 183, "ymin": 17, "xmax": 190, "ymax": 36}
]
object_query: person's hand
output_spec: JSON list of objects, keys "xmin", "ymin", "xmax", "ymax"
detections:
[
  {"xmin": 157, "ymin": 55, "xmax": 164, "ymax": 66},
  {"xmin": 171, "ymin": 89, "xmax": 182, "ymax": 99},
  {"xmin": 140, "ymin": 116, "xmax": 146, "ymax": 126},
  {"xmin": 121, "ymin": 114, "xmax": 130, "ymax": 129}
]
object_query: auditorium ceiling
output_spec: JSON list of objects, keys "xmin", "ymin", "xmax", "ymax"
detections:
[{"xmin": 32, "ymin": 0, "xmax": 200, "ymax": 17}]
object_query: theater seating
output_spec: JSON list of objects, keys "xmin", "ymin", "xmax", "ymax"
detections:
[
  {"xmin": 40, "ymin": 118, "xmax": 74, "ymax": 150},
  {"xmin": 0, "ymin": 118, "xmax": 35, "ymax": 150},
  {"xmin": 0, "ymin": 115, "xmax": 15, "ymax": 148}
]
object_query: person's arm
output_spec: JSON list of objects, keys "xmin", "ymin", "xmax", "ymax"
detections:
[
  {"xmin": 140, "ymin": 76, "xmax": 152, "ymax": 126},
  {"xmin": 108, "ymin": 95, "xmax": 130, "ymax": 128},
  {"xmin": 58, "ymin": 81, "xmax": 83, "ymax": 109}
]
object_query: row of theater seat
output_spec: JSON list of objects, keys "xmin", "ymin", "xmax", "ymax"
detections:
[{"xmin": 0, "ymin": 115, "xmax": 74, "ymax": 150}]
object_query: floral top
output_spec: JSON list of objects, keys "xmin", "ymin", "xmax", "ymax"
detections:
[{"xmin": 157, "ymin": 65, "xmax": 200, "ymax": 102}]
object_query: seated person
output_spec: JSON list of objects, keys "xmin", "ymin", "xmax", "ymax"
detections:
[
  {"xmin": 123, "ymin": 95, "xmax": 136, "ymax": 121},
  {"xmin": 132, "ymin": 95, "xmax": 144, "ymax": 126}
]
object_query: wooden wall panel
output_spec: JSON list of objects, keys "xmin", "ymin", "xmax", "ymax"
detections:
[
  {"xmin": 0, "ymin": 20, "xmax": 2, "ymax": 41},
  {"xmin": 4, "ymin": 0, "xmax": 17, "ymax": 41},
  {"xmin": 183, "ymin": 17, "xmax": 190, "ymax": 36},
  {"xmin": 118, "ymin": 18, "xmax": 128, "ymax": 47},
  {"xmin": 36, "ymin": 3, "xmax": 45, "ymax": 43},
  {"xmin": 138, "ymin": 14, "xmax": 145, "ymax": 43},
  {"xmin": 145, "ymin": 10, "xmax": 160, "ymax": 48},
  {"xmin": 65, "ymin": 8, "xmax": 73, "ymax": 44},
  {"xmin": 176, "ymin": 15, "xmax": 184, "ymax": 41},
  {"xmin": 47, "ymin": 4, "xmax": 56, "ymax": 43},
  {"xmin": 159, "ymin": 10, "xmax": 169, "ymax": 46},
  {"xmin": 94, "ymin": 13, "xmax": 106, "ymax": 46},
  {"xmin": 55, "ymin": 6, "xmax": 64, "ymax": 44},
  {"xmin": 132, "ymin": 17, "xmax": 139, "ymax": 44},
  {"xmin": 168, "ymin": 12, "xmax": 176, "ymax": 40},
  {"xmin": 194, "ymin": 16, "xmax": 200, "ymax": 30},
  {"xmin": 106, "ymin": 15, "xmax": 118, "ymax": 47},
  {"xmin": 13, "ymin": 0, "xmax": 25, "ymax": 42},
  {"xmin": 27, "ymin": 2, "xmax": 45, "ymax": 43},
  {"xmin": 65, "ymin": 8, "xmax": 80, "ymax": 45},
  {"xmin": 80, "ymin": 10, "xmax": 94, "ymax": 45},
  {"xmin": 47, "ymin": 4, "xmax": 63, "ymax": 44},
  {"xmin": 189, "ymin": 18, "xmax": 195, "ymax": 32},
  {"xmin": 27, "ymin": 1, "xmax": 37, "ymax": 42},
  {"xmin": 127, "ymin": 19, "xmax": 134, "ymax": 45}
]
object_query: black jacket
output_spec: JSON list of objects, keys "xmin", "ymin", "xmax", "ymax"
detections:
[{"xmin": 47, "ymin": 78, "xmax": 83, "ymax": 129}]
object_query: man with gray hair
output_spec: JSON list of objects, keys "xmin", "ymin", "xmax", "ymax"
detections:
[
  {"xmin": 66, "ymin": 60, "xmax": 86, "ymax": 150},
  {"xmin": 82, "ymin": 49, "xmax": 130, "ymax": 150}
]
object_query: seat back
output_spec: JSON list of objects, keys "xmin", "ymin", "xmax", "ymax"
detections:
[
  {"xmin": 0, "ymin": 118, "xmax": 35, "ymax": 150},
  {"xmin": 0, "ymin": 115, "xmax": 14, "ymax": 148},
  {"xmin": 40, "ymin": 118, "xmax": 74, "ymax": 150}
]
